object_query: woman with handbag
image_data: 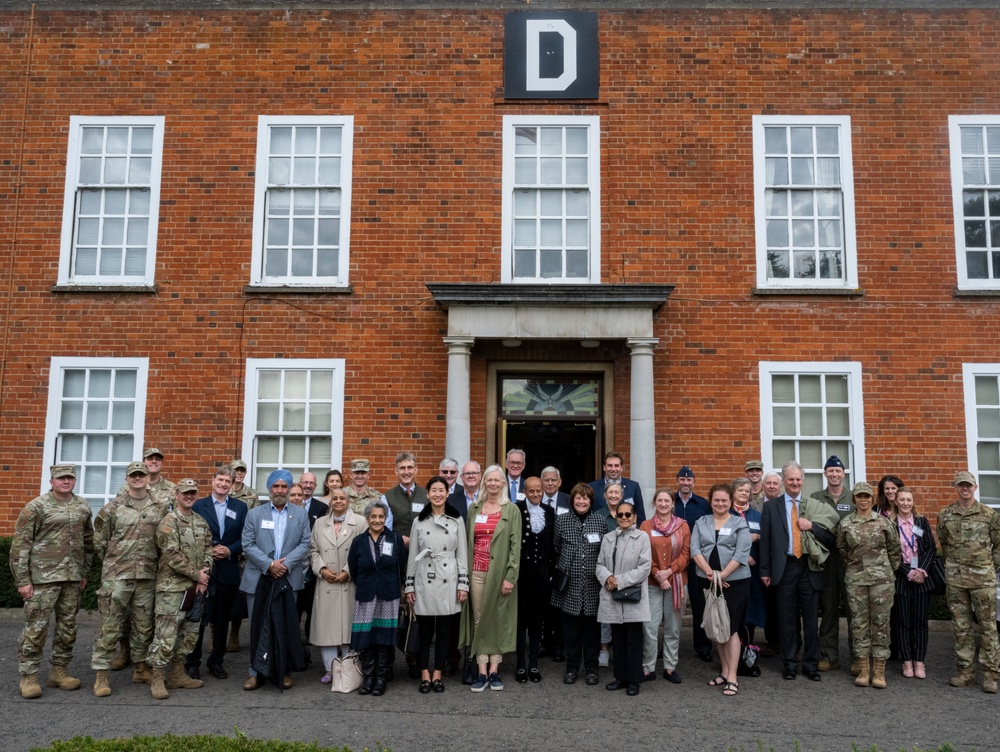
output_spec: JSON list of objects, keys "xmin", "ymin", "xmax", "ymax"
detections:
[
  {"xmin": 405, "ymin": 475, "xmax": 469, "ymax": 693},
  {"xmin": 595, "ymin": 500, "xmax": 651, "ymax": 696},
  {"xmin": 309, "ymin": 487, "xmax": 366, "ymax": 686},
  {"xmin": 891, "ymin": 488, "xmax": 936, "ymax": 679},
  {"xmin": 459, "ymin": 465, "xmax": 521, "ymax": 693},
  {"xmin": 639, "ymin": 487, "xmax": 689, "ymax": 684},
  {"xmin": 690, "ymin": 483, "xmax": 752, "ymax": 697}
]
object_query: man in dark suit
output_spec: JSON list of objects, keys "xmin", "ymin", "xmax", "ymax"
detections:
[
  {"xmin": 673, "ymin": 465, "xmax": 712, "ymax": 662},
  {"xmin": 540, "ymin": 466, "xmax": 571, "ymax": 515},
  {"xmin": 296, "ymin": 472, "xmax": 329, "ymax": 642},
  {"xmin": 186, "ymin": 465, "xmax": 248, "ymax": 681},
  {"xmin": 448, "ymin": 461, "xmax": 481, "ymax": 523},
  {"xmin": 540, "ymin": 465, "xmax": 571, "ymax": 660},
  {"xmin": 588, "ymin": 451, "xmax": 646, "ymax": 522},
  {"xmin": 506, "ymin": 448, "xmax": 527, "ymax": 502},
  {"xmin": 760, "ymin": 461, "xmax": 836, "ymax": 681}
]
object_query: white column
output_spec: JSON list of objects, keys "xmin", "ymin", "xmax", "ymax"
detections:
[
  {"xmin": 444, "ymin": 337, "xmax": 475, "ymax": 465},
  {"xmin": 628, "ymin": 337, "xmax": 659, "ymax": 520}
]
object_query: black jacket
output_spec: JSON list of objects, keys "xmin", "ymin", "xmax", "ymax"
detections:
[
  {"xmin": 348, "ymin": 530, "xmax": 407, "ymax": 602},
  {"xmin": 250, "ymin": 574, "xmax": 309, "ymax": 687}
]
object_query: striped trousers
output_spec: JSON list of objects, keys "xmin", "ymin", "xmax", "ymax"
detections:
[{"xmin": 893, "ymin": 584, "xmax": 930, "ymax": 662}]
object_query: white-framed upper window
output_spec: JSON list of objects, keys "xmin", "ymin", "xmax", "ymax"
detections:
[
  {"xmin": 501, "ymin": 115, "xmax": 601, "ymax": 283},
  {"xmin": 241, "ymin": 359, "xmax": 345, "ymax": 499},
  {"xmin": 962, "ymin": 363, "xmax": 1000, "ymax": 507},
  {"xmin": 58, "ymin": 117, "xmax": 165, "ymax": 287},
  {"xmin": 753, "ymin": 116, "xmax": 857, "ymax": 289},
  {"xmin": 759, "ymin": 361, "xmax": 865, "ymax": 497},
  {"xmin": 250, "ymin": 116, "xmax": 354, "ymax": 287},
  {"xmin": 42, "ymin": 357, "xmax": 148, "ymax": 515},
  {"xmin": 949, "ymin": 116, "xmax": 1000, "ymax": 291}
]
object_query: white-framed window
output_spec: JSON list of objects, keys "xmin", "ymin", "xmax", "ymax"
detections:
[
  {"xmin": 949, "ymin": 116, "xmax": 1000, "ymax": 291},
  {"xmin": 241, "ymin": 359, "xmax": 345, "ymax": 498},
  {"xmin": 58, "ymin": 116, "xmax": 165, "ymax": 287},
  {"xmin": 962, "ymin": 363, "xmax": 1000, "ymax": 506},
  {"xmin": 42, "ymin": 357, "xmax": 148, "ymax": 515},
  {"xmin": 250, "ymin": 116, "xmax": 354, "ymax": 287},
  {"xmin": 501, "ymin": 115, "xmax": 601, "ymax": 283},
  {"xmin": 759, "ymin": 361, "xmax": 865, "ymax": 497},
  {"xmin": 753, "ymin": 116, "xmax": 857, "ymax": 289}
]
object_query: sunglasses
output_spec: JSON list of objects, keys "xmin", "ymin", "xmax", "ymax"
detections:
[{"xmin": 616, "ymin": 512, "xmax": 633, "ymax": 519}]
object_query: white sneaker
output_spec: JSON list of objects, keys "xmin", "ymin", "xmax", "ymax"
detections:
[{"xmin": 598, "ymin": 648, "xmax": 610, "ymax": 667}]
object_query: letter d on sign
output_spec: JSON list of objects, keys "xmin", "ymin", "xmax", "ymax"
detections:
[
  {"xmin": 504, "ymin": 11, "xmax": 598, "ymax": 100},
  {"xmin": 525, "ymin": 19, "xmax": 577, "ymax": 92}
]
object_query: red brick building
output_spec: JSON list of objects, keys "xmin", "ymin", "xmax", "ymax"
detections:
[{"xmin": 1, "ymin": 1, "xmax": 999, "ymax": 530}]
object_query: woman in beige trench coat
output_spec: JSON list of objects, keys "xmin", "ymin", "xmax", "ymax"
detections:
[{"xmin": 310, "ymin": 487, "xmax": 366, "ymax": 683}]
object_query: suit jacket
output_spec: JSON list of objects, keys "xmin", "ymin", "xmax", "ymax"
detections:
[
  {"xmin": 303, "ymin": 497, "xmax": 329, "ymax": 530},
  {"xmin": 348, "ymin": 530, "xmax": 407, "ymax": 603},
  {"xmin": 191, "ymin": 495, "xmax": 248, "ymax": 587},
  {"xmin": 542, "ymin": 491, "xmax": 572, "ymax": 516},
  {"xmin": 448, "ymin": 487, "xmax": 479, "ymax": 524},
  {"xmin": 759, "ymin": 495, "xmax": 835, "ymax": 590},
  {"xmin": 589, "ymin": 478, "xmax": 646, "ymax": 522},
  {"xmin": 240, "ymin": 502, "xmax": 312, "ymax": 594}
]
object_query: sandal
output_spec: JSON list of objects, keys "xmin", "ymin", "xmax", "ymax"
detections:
[
  {"xmin": 320, "ymin": 672, "xmax": 332, "ymax": 684},
  {"xmin": 707, "ymin": 674, "xmax": 727, "ymax": 687},
  {"xmin": 723, "ymin": 681, "xmax": 739, "ymax": 696}
]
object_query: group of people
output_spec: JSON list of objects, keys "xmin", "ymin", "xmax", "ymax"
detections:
[{"xmin": 10, "ymin": 446, "xmax": 1000, "ymax": 701}]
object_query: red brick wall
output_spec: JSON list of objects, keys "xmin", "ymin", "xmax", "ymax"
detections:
[{"xmin": 0, "ymin": 7, "xmax": 998, "ymax": 530}]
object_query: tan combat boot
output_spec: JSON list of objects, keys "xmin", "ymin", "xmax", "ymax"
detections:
[
  {"xmin": 132, "ymin": 661, "xmax": 151, "ymax": 684},
  {"xmin": 854, "ymin": 657, "xmax": 871, "ymax": 687},
  {"xmin": 871, "ymin": 658, "xmax": 887, "ymax": 689},
  {"xmin": 109, "ymin": 642, "xmax": 131, "ymax": 671},
  {"xmin": 93, "ymin": 670, "xmax": 112, "ymax": 697},
  {"xmin": 949, "ymin": 668, "xmax": 977, "ymax": 687},
  {"xmin": 19, "ymin": 673, "xmax": 42, "ymax": 699},
  {"xmin": 983, "ymin": 673, "xmax": 998, "ymax": 694},
  {"xmin": 149, "ymin": 667, "xmax": 169, "ymax": 700},
  {"xmin": 166, "ymin": 660, "xmax": 203, "ymax": 689},
  {"xmin": 47, "ymin": 664, "xmax": 82, "ymax": 690}
]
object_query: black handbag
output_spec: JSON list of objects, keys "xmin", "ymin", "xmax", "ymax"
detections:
[
  {"xmin": 551, "ymin": 569, "xmax": 570, "ymax": 594},
  {"xmin": 609, "ymin": 535, "xmax": 642, "ymax": 603},
  {"xmin": 462, "ymin": 647, "xmax": 478, "ymax": 685},
  {"xmin": 396, "ymin": 603, "xmax": 420, "ymax": 655},
  {"xmin": 928, "ymin": 555, "xmax": 947, "ymax": 596}
]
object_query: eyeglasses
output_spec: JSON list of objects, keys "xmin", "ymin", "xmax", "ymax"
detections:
[
  {"xmin": 440, "ymin": 469, "xmax": 458, "ymax": 475},
  {"xmin": 616, "ymin": 512, "xmax": 634, "ymax": 519},
  {"xmin": 462, "ymin": 471, "xmax": 481, "ymax": 477}
]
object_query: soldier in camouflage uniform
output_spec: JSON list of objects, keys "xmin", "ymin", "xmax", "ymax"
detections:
[
  {"xmin": 9, "ymin": 464, "xmax": 94, "ymax": 699},
  {"xmin": 90, "ymin": 461, "xmax": 169, "ymax": 696},
  {"xmin": 938, "ymin": 471, "xmax": 1000, "ymax": 693},
  {"xmin": 836, "ymin": 481, "xmax": 901, "ymax": 689},
  {"xmin": 146, "ymin": 479, "xmax": 213, "ymax": 700},
  {"xmin": 230, "ymin": 459, "xmax": 260, "ymax": 508},
  {"xmin": 346, "ymin": 458, "xmax": 381, "ymax": 516}
]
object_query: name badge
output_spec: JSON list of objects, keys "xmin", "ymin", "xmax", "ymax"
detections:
[
  {"xmin": 651, "ymin": 530, "xmax": 664, "ymax": 537},
  {"xmin": 836, "ymin": 504, "xmax": 852, "ymax": 512},
  {"xmin": 411, "ymin": 502, "xmax": 423, "ymax": 513},
  {"xmin": 516, "ymin": 492, "xmax": 526, "ymax": 501},
  {"xmin": 475, "ymin": 514, "xmax": 488, "ymax": 524},
  {"xmin": 910, "ymin": 556, "xmax": 919, "ymax": 569},
  {"xmin": 261, "ymin": 520, "xmax": 275, "ymax": 530},
  {"xmin": 225, "ymin": 509, "xmax": 238, "ymax": 520},
  {"xmin": 748, "ymin": 521, "xmax": 760, "ymax": 531},
  {"xmin": 720, "ymin": 527, "xmax": 732, "ymax": 536},
  {"xmin": 913, "ymin": 527, "xmax": 924, "ymax": 537},
  {"xmin": 623, "ymin": 497, "xmax": 634, "ymax": 505},
  {"xmin": 586, "ymin": 532, "xmax": 601, "ymax": 544},
  {"xmin": 556, "ymin": 507, "xmax": 569, "ymax": 515},
  {"xmin": 382, "ymin": 542, "xmax": 393, "ymax": 557}
]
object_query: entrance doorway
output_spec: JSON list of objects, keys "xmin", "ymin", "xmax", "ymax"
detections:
[{"xmin": 497, "ymin": 373, "xmax": 605, "ymax": 491}]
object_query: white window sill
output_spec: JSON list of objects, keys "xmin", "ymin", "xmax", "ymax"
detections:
[
  {"xmin": 752, "ymin": 287, "xmax": 865, "ymax": 298},
  {"xmin": 51, "ymin": 284, "xmax": 158, "ymax": 294},
  {"xmin": 243, "ymin": 285, "xmax": 353, "ymax": 295}
]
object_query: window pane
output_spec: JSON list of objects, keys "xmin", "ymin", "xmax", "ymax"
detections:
[
  {"xmin": 764, "ymin": 127, "xmax": 786, "ymax": 154},
  {"xmin": 791, "ymin": 192, "xmax": 814, "ymax": 217},
  {"xmin": 825, "ymin": 374, "xmax": 849, "ymax": 403},
  {"xmin": 269, "ymin": 157, "xmax": 291, "ymax": 185},
  {"xmin": 111, "ymin": 402, "xmax": 134, "ymax": 430},
  {"xmin": 270, "ymin": 127, "xmax": 292, "ymax": 155},
  {"xmin": 968, "ymin": 251, "xmax": 989, "ymax": 279},
  {"xmin": 308, "ymin": 437, "xmax": 333, "ymax": 467},
  {"xmin": 316, "ymin": 249, "xmax": 338, "ymax": 277},
  {"xmin": 283, "ymin": 437, "xmax": 307, "ymax": 465},
  {"xmin": 515, "ymin": 127, "xmax": 537, "ymax": 154},
  {"xmin": 540, "ymin": 219, "xmax": 562, "ymax": 245},
  {"xmin": 513, "ymin": 249, "xmax": 535, "ymax": 277},
  {"xmin": 514, "ymin": 220, "xmax": 536, "ymax": 246},
  {"xmin": 296, "ymin": 127, "xmax": 317, "ymax": 153},
  {"xmin": 513, "ymin": 191, "xmax": 535, "ymax": 214},
  {"xmin": 111, "ymin": 435, "xmax": 133, "ymax": 462},
  {"xmin": 814, "ymin": 127, "xmax": 839, "ymax": 154},
  {"xmin": 60, "ymin": 402, "xmax": 84, "ymax": 430},
  {"xmin": 978, "ymin": 442, "xmax": 1000, "ymax": 472},
  {"xmin": 565, "ymin": 250, "xmax": 588, "ymax": 278},
  {"xmin": 980, "ymin": 475, "xmax": 1000, "ymax": 505},
  {"xmin": 129, "ymin": 158, "xmax": 151, "ymax": 184},
  {"xmin": 566, "ymin": 191, "xmax": 588, "ymax": 216},
  {"xmin": 799, "ymin": 375, "xmax": 822, "ymax": 403},
  {"xmin": 540, "ymin": 128, "xmax": 562, "ymax": 154},
  {"xmin": 976, "ymin": 375, "xmax": 1000, "ymax": 405},
  {"xmin": 800, "ymin": 407, "xmax": 823, "ymax": 436},
  {"xmin": 790, "ymin": 127, "xmax": 813, "ymax": 154},
  {"xmin": 962, "ymin": 127, "xmax": 984, "ymax": 155},
  {"xmin": 978, "ymin": 408, "xmax": 1000, "ymax": 439},
  {"xmin": 308, "ymin": 402, "xmax": 332, "ymax": 432},
  {"xmin": 964, "ymin": 157, "xmax": 986, "ymax": 185},
  {"xmin": 88, "ymin": 370, "xmax": 111, "ymax": 398},
  {"xmin": 311, "ymin": 371, "xmax": 333, "ymax": 399},
  {"xmin": 539, "ymin": 158, "xmax": 562, "ymax": 185},
  {"xmin": 565, "ymin": 158, "xmax": 587, "ymax": 184},
  {"xmin": 827, "ymin": 407, "xmax": 850, "ymax": 436},
  {"xmin": 514, "ymin": 158, "xmax": 536, "ymax": 184},
  {"xmin": 540, "ymin": 191, "xmax": 562, "ymax": 215},
  {"xmin": 799, "ymin": 441, "xmax": 823, "ymax": 469},
  {"xmin": 320, "ymin": 127, "xmax": 342, "ymax": 153},
  {"xmin": 283, "ymin": 402, "xmax": 307, "ymax": 431},
  {"xmin": 766, "ymin": 220, "xmax": 788, "ymax": 247},
  {"xmin": 765, "ymin": 158, "xmax": 788, "ymax": 185},
  {"xmin": 258, "ymin": 371, "xmax": 281, "ymax": 399},
  {"xmin": 291, "ymin": 248, "xmax": 313, "ymax": 276},
  {"xmin": 772, "ymin": 440, "xmax": 796, "ymax": 466},
  {"xmin": 771, "ymin": 375, "xmax": 795, "ymax": 403},
  {"xmin": 256, "ymin": 437, "xmax": 280, "ymax": 464},
  {"xmin": 539, "ymin": 250, "xmax": 562, "ymax": 278},
  {"xmin": 86, "ymin": 436, "xmax": 109, "ymax": 462},
  {"xmin": 566, "ymin": 219, "xmax": 588, "ymax": 246},
  {"xmin": 83, "ymin": 467, "xmax": 108, "ymax": 496},
  {"xmin": 257, "ymin": 403, "xmax": 280, "ymax": 431},
  {"xmin": 772, "ymin": 406, "xmax": 795, "ymax": 434},
  {"xmin": 285, "ymin": 371, "xmax": 307, "ymax": 398},
  {"xmin": 791, "ymin": 158, "xmax": 814, "ymax": 185},
  {"xmin": 85, "ymin": 402, "xmax": 110, "ymax": 430},
  {"xmin": 565, "ymin": 127, "xmax": 588, "ymax": 154}
]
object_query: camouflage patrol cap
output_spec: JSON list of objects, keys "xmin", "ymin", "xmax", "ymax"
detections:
[
  {"xmin": 852, "ymin": 481, "xmax": 874, "ymax": 496},
  {"xmin": 232, "ymin": 459, "xmax": 248, "ymax": 471},
  {"xmin": 954, "ymin": 471, "xmax": 977, "ymax": 486},
  {"xmin": 175, "ymin": 478, "xmax": 199, "ymax": 493},
  {"xmin": 744, "ymin": 460, "xmax": 764, "ymax": 471},
  {"xmin": 127, "ymin": 461, "xmax": 149, "ymax": 476},
  {"xmin": 351, "ymin": 459, "xmax": 371, "ymax": 472},
  {"xmin": 50, "ymin": 464, "xmax": 77, "ymax": 478},
  {"xmin": 143, "ymin": 448, "xmax": 165, "ymax": 459}
]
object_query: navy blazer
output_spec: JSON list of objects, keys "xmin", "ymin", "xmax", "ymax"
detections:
[
  {"xmin": 542, "ymin": 491, "xmax": 572, "ymax": 515},
  {"xmin": 191, "ymin": 495, "xmax": 248, "ymax": 587},
  {"xmin": 303, "ymin": 497, "xmax": 329, "ymax": 530},
  {"xmin": 589, "ymin": 478, "xmax": 646, "ymax": 522},
  {"xmin": 448, "ymin": 487, "xmax": 479, "ymax": 524},
  {"xmin": 348, "ymin": 530, "xmax": 407, "ymax": 603},
  {"xmin": 674, "ymin": 494, "xmax": 710, "ymax": 542}
]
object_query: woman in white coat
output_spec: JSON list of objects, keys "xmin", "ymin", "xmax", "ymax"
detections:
[
  {"xmin": 596, "ymin": 500, "xmax": 652, "ymax": 696},
  {"xmin": 310, "ymin": 487, "xmax": 366, "ymax": 683},
  {"xmin": 405, "ymin": 475, "xmax": 469, "ymax": 693}
]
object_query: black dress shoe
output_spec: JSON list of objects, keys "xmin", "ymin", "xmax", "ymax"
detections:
[
  {"xmin": 432, "ymin": 679, "xmax": 445, "ymax": 693},
  {"xmin": 585, "ymin": 669, "xmax": 599, "ymax": 685},
  {"xmin": 663, "ymin": 669, "xmax": 682, "ymax": 684},
  {"xmin": 697, "ymin": 652, "xmax": 713, "ymax": 663},
  {"xmin": 185, "ymin": 665, "xmax": 200, "ymax": 681},
  {"xmin": 605, "ymin": 679, "xmax": 626, "ymax": 691},
  {"xmin": 626, "ymin": 683, "xmax": 640, "ymax": 696},
  {"xmin": 528, "ymin": 668, "xmax": 542, "ymax": 683},
  {"xmin": 208, "ymin": 665, "xmax": 228, "ymax": 680},
  {"xmin": 641, "ymin": 672, "xmax": 656, "ymax": 683},
  {"xmin": 515, "ymin": 669, "xmax": 528, "ymax": 684},
  {"xmin": 563, "ymin": 670, "xmax": 578, "ymax": 685},
  {"xmin": 418, "ymin": 680, "xmax": 431, "ymax": 694},
  {"xmin": 805, "ymin": 670, "xmax": 822, "ymax": 681},
  {"xmin": 783, "ymin": 669, "xmax": 797, "ymax": 680}
]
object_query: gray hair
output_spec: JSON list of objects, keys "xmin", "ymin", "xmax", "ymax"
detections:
[
  {"xmin": 731, "ymin": 477, "xmax": 751, "ymax": 493},
  {"xmin": 781, "ymin": 461, "xmax": 803, "ymax": 480},
  {"xmin": 395, "ymin": 451, "xmax": 416, "ymax": 466},
  {"xmin": 604, "ymin": 480, "xmax": 624, "ymax": 496},
  {"xmin": 763, "ymin": 471, "xmax": 781, "ymax": 482},
  {"xmin": 363, "ymin": 499, "xmax": 390, "ymax": 519},
  {"xmin": 540, "ymin": 465, "xmax": 561, "ymax": 479},
  {"xmin": 506, "ymin": 448, "xmax": 526, "ymax": 462},
  {"xmin": 439, "ymin": 458, "xmax": 459, "ymax": 470}
]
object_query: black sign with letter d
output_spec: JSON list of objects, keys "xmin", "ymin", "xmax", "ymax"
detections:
[{"xmin": 504, "ymin": 11, "xmax": 599, "ymax": 99}]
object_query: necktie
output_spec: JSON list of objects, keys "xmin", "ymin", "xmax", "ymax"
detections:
[
  {"xmin": 510, "ymin": 479, "xmax": 517, "ymax": 500},
  {"xmin": 791, "ymin": 499, "xmax": 802, "ymax": 558},
  {"xmin": 406, "ymin": 487, "xmax": 412, "ymax": 500}
]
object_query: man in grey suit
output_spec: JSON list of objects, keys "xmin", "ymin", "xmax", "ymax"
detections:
[
  {"xmin": 541, "ymin": 466, "xmax": 571, "ymax": 515},
  {"xmin": 240, "ymin": 468, "xmax": 311, "ymax": 691}
]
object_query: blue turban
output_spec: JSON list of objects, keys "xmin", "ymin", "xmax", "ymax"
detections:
[{"xmin": 266, "ymin": 468, "xmax": 294, "ymax": 490}]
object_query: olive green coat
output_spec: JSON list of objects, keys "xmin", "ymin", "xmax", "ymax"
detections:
[{"xmin": 459, "ymin": 500, "xmax": 521, "ymax": 655}]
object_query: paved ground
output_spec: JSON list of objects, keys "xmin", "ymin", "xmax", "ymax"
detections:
[{"xmin": 0, "ymin": 609, "xmax": 994, "ymax": 752}]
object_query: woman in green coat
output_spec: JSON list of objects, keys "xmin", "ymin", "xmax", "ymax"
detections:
[{"xmin": 459, "ymin": 464, "xmax": 521, "ymax": 692}]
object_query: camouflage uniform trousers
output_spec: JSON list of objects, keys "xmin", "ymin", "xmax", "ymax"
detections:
[
  {"xmin": 947, "ymin": 584, "xmax": 1000, "ymax": 673},
  {"xmin": 91, "ymin": 579, "xmax": 156, "ymax": 669},
  {"xmin": 146, "ymin": 591, "xmax": 199, "ymax": 669},
  {"xmin": 846, "ymin": 581, "xmax": 894, "ymax": 659},
  {"xmin": 17, "ymin": 581, "xmax": 82, "ymax": 675}
]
